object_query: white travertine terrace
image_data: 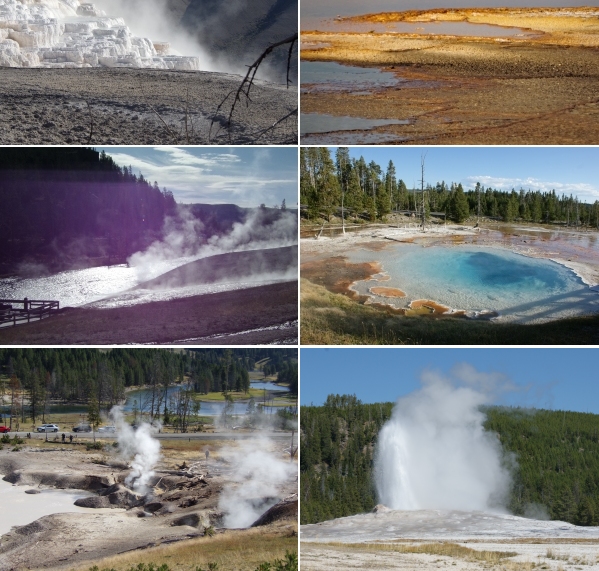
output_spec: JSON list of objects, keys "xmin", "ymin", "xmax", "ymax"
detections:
[{"xmin": 0, "ymin": 0, "xmax": 200, "ymax": 69}]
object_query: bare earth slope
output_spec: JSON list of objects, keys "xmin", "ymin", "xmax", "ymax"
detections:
[
  {"xmin": 0, "ymin": 68, "xmax": 297, "ymax": 145},
  {"xmin": 136, "ymin": 246, "xmax": 297, "ymax": 290},
  {"xmin": 0, "ymin": 281, "xmax": 298, "ymax": 345}
]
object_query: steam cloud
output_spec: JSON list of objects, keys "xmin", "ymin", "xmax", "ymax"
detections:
[
  {"xmin": 111, "ymin": 406, "xmax": 161, "ymax": 492},
  {"xmin": 93, "ymin": 0, "xmax": 235, "ymax": 73},
  {"xmin": 218, "ymin": 435, "xmax": 296, "ymax": 528},
  {"xmin": 128, "ymin": 206, "xmax": 298, "ymax": 282},
  {"xmin": 375, "ymin": 365, "xmax": 514, "ymax": 513}
]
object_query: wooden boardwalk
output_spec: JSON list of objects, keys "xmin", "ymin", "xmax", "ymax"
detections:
[{"xmin": 0, "ymin": 298, "xmax": 59, "ymax": 327}]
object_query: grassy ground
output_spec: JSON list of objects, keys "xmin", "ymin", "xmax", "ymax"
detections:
[
  {"xmin": 301, "ymin": 279, "xmax": 599, "ymax": 345},
  {"xmin": 62, "ymin": 524, "xmax": 297, "ymax": 571}
]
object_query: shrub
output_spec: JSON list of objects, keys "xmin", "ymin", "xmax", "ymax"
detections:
[{"xmin": 86, "ymin": 442, "xmax": 103, "ymax": 451}]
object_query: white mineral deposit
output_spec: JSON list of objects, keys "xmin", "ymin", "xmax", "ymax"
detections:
[{"xmin": 0, "ymin": 0, "xmax": 199, "ymax": 69}]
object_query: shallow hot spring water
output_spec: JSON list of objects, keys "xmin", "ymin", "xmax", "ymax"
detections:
[
  {"xmin": 348, "ymin": 244, "xmax": 599, "ymax": 322},
  {"xmin": 0, "ymin": 478, "xmax": 94, "ymax": 536}
]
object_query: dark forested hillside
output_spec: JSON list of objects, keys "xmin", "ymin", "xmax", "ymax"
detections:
[
  {"xmin": 301, "ymin": 395, "xmax": 599, "ymax": 527},
  {"xmin": 0, "ymin": 348, "xmax": 297, "ymax": 423},
  {"xmin": 300, "ymin": 395, "xmax": 394, "ymax": 524},
  {"xmin": 301, "ymin": 147, "xmax": 599, "ymax": 226},
  {"xmin": 0, "ymin": 148, "xmax": 176, "ymax": 271}
]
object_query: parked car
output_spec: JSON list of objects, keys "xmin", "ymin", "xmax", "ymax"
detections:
[
  {"xmin": 97, "ymin": 426, "xmax": 116, "ymax": 433},
  {"xmin": 37, "ymin": 424, "xmax": 59, "ymax": 433},
  {"xmin": 73, "ymin": 424, "xmax": 92, "ymax": 432},
  {"xmin": 0, "ymin": 426, "xmax": 10, "ymax": 433}
]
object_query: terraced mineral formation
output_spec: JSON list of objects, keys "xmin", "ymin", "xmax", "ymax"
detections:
[{"xmin": 0, "ymin": 0, "xmax": 199, "ymax": 69}]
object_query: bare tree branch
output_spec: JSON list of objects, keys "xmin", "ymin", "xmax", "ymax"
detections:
[{"xmin": 209, "ymin": 33, "xmax": 298, "ymax": 143}]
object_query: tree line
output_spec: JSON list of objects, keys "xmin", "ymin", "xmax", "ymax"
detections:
[
  {"xmin": 0, "ymin": 348, "xmax": 297, "ymax": 426},
  {"xmin": 301, "ymin": 394, "xmax": 599, "ymax": 527},
  {"xmin": 301, "ymin": 147, "xmax": 599, "ymax": 225},
  {"xmin": 0, "ymin": 148, "xmax": 176, "ymax": 269}
]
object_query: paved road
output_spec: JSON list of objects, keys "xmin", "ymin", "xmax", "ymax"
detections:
[{"xmin": 6, "ymin": 431, "xmax": 293, "ymax": 442}]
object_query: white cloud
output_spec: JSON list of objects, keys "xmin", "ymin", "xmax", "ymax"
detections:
[
  {"xmin": 104, "ymin": 148, "xmax": 296, "ymax": 208},
  {"xmin": 463, "ymin": 175, "xmax": 599, "ymax": 202}
]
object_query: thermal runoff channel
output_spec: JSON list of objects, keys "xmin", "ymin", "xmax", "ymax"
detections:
[
  {"xmin": 0, "ymin": 0, "xmax": 199, "ymax": 69},
  {"xmin": 375, "ymin": 371, "xmax": 512, "ymax": 512}
]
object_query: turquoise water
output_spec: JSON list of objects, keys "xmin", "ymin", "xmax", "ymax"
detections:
[{"xmin": 348, "ymin": 244, "xmax": 599, "ymax": 322}]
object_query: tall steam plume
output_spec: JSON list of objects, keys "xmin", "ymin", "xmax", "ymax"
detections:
[
  {"xmin": 111, "ymin": 406, "xmax": 161, "ymax": 492},
  {"xmin": 218, "ymin": 434, "xmax": 296, "ymax": 528},
  {"xmin": 375, "ymin": 365, "xmax": 514, "ymax": 512}
]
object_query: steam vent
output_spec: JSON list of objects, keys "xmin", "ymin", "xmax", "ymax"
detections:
[{"xmin": 0, "ymin": 0, "xmax": 200, "ymax": 69}]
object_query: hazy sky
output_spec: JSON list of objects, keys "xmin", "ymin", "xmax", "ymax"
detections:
[
  {"xmin": 329, "ymin": 147, "xmax": 599, "ymax": 203},
  {"xmin": 96, "ymin": 146, "xmax": 298, "ymax": 208},
  {"xmin": 301, "ymin": 348, "xmax": 599, "ymax": 413}
]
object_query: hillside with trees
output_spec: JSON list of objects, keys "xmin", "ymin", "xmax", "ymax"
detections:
[
  {"xmin": 301, "ymin": 147, "xmax": 599, "ymax": 226},
  {"xmin": 0, "ymin": 348, "xmax": 297, "ymax": 425},
  {"xmin": 0, "ymin": 148, "xmax": 176, "ymax": 270},
  {"xmin": 301, "ymin": 395, "xmax": 599, "ymax": 527}
]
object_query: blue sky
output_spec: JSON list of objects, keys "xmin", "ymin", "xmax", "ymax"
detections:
[
  {"xmin": 301, "ymin": 348, "xmax": 599, "ymax": 413},
  {"xmin": 329, "ymin": 147, "xmax": 599, "ymax": 203},
  {"xmin": 96, "ymin": 147, "xmax": 298, "ymax": 208}
]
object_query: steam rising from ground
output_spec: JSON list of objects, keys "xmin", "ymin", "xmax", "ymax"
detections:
[
  {"xmin": 128, "ymin": 206, "xmax": 298, "ymax": 282},
  {"xmin": 111, "ymin": 406, "xmax": 161, "ymax": 492},
  {"xmin": 94, "ymin": 0, "xmax": 234, "ymax": 73},
  {"xmin": 218, "ymin": 434, "xmax": 296, "ymax": 528},
  {"xmin": 375, "ymin": 365, "xmax": 514, "ymax": 513}
]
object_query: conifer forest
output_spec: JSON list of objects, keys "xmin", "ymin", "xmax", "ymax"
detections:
[
  {"xmin": 0, "ymin": 348, "xmax": 298, "ymax": 422},
  {"xmin": 301, "ymin": 147, "xmax": 599, "ymax": 226},
  {"xmin": 301, "ymin": 395, "xmax": 599, "ymax": 527}
]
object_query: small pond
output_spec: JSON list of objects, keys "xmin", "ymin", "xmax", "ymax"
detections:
[
  {"xmin": 348, "ymin": 243, "xmax": 599, "ymax": 323},
  {"xmin": 0, "ymin": 478, "xmax": 93, "ymax": 536}
]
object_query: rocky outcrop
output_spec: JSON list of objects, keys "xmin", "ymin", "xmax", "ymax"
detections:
[
  {"xmin": 251, "ymin": 494, "xmax": 298, "ymax": 526},
  {"xmin": 3, "ymin": 469, "xmax": 115, "ymax": 491}
]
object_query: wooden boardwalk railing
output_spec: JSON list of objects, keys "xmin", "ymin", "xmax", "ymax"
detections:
[{"xmin": 0, "ymin": 299, "xmax": 60, "ymax": 327}]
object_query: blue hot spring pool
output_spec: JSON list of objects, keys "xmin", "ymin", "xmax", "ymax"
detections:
[{"xmin": 347, "ymin": 244, "xmax": 599, "ymax": 322}]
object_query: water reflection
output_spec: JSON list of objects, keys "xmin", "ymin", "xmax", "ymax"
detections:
[
  {"xmin": 124, "ymin": 381, "xmax": 290, "ymax": 417},
  {"xmin": 301, "ymin": 112, "xmax": 408, "ymax": 136},
  {"xmin": 302, "ymin": 0, "xmax": 594, "ymax": 21}
]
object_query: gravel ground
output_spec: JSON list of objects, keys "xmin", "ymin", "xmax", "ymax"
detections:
[
  {"xmin": 0, "ymin": 67, "xmax": 297, "ymax": 145},
  {"xmin": 0, "ymin": 281, "xmax": 298, "ymax": 345}
]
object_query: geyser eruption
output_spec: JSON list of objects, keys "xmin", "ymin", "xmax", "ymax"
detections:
[
  {"xmin": 0, "ymin": 0, "xmax": 199, "ymax": 69},
  {"xmin": 375, "ymin": 366, "xmax": 513, "ymax": 512},
  {"xmin": 111, "ymin": 406, "xmax": 161, "ymax": 492},
  {"xmin": 218, "ymin": 435, "xmax": 297, "ymax": 528}
]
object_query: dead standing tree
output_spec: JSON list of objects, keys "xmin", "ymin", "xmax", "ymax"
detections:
[{"xmin": 209, "ymin": 33, "xmax": 298, "ymax": 143}]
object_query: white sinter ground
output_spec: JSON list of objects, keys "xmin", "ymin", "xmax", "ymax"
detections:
[{"xmin": 0, "ymin": 0, "xmax": 199, "ymax": 68}]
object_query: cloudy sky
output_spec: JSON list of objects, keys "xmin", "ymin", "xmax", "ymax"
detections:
[
  {"xmin": 333, "ymin": 147, "xmax": 599, "ymax": 203},
  {"xmin": 96, "ymin": 147, "xmax": 297, "ymax": 208}
]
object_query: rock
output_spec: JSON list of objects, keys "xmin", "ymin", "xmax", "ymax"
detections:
[
  {"xmin": 24, "ymin": 489, "xmax": 41, "ymax": 494},
  {"xmin": 172, "ymin": 513, "xmax": 201, "ymax": 527},
  {"xmin": 251, "ymin": 495, "xmax": 298, "ymax": 527},
  {"xmin": 0, "ymin": 0, "xmax": 200, "ymax": 69},
  {"xmin": 371, "ymin": 504, "xmax": 391, "ymax": 513}
]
